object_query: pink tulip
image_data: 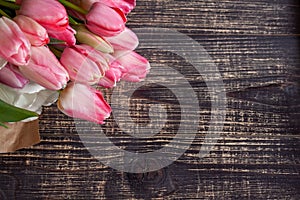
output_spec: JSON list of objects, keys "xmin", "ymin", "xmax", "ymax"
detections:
[
  {"xmin": 60, "ymin": 45, "xmax": 109, "ymax": 85},
  {"xmin": 57, "ymin": 82, "xmax": 111, "ymax": 124},
  {"xmin": 71, "ymin": 0, "xmax": 136, "ymax": 15},
  {"xmin": 0, "ymin": 17, "xmax": 31, "ymax": 66},
  {"xmin": 105, "ymin": 27, "xmax": 138, "ymax": 50},
  {"xmin": 101, "ymin": 0, "xmax": 136, "ymax": 15},
  {"xmin": 19, "ymin": 46, "xmax": 69, "ymax": 90},
  {"xmin": 47, "ymin": 25, "xmax": 76, "ymax": 46},
  {"xmin": 98, "ymin": 63, "xmax": 123, "ymax": 88},
  {"xmin": 0, "ymin": 63, "xmax": 29, "ymax": 89},
  {"xmin": 86, "ymin": 2, "xmax": 126, "ymax": 37},
  {"xmin": 114, "ymin": 51, "xmax": 151, "ymax": 82},
  {"xmin": 98, "ymin": 54, "xmax": 125, "ymax": 88},
  {"xmin": 18, "ymin": 0, "xmax": 69, "ymax": 31},
  {"xmin": 13, "ymin": 15, "xmax": 49, "ymax": 47}
]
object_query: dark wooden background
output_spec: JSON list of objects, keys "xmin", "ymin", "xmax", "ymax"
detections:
[{"xmin": 1, "ymin": 0, "xmax": 300, "ymax": 199}]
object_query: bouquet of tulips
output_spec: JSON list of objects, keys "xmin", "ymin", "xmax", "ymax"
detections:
[{"xmin": 0, "ymin": 0, "xmax": 150, "ymax": 129}]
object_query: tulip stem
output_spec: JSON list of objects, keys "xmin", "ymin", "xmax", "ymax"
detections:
[
  {"xmin": 0, "ymin": 9, "xmax": 10, "ymax": 18},
  {"xmin": 68, "ymin": 16, "xmax": 78, "ymax": 25},
  {"xmin": 58, "ymin": 0, "xmax": 88, "ymax": 15},
  {"xmin": 0, "ymin": 0, "xmax": 20, "ymax": 10},
  {"xmin": 49, "ymin": 46, "xmax": 62, "ymax": 58}
]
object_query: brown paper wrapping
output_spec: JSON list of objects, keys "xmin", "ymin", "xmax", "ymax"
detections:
[{"xmin": 0, "ymin": 120, "xmax": 40, "ymax": 153}]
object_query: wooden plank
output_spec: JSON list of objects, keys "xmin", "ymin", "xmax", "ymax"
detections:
[{"xmin": 0, "ymin": 0, "xmax": 299, "ymax": 199}]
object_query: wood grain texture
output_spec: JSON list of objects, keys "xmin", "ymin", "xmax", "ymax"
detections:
[{"xmin": 0, "ymin": 0, "xmax": 299, "ymax": 199}]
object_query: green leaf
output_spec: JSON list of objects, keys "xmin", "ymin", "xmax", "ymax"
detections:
[
  {"xmin": 0, "ymin": 122, "xmax": 8, "ymax": 128},
  {"xmin": 0, "ymin": 99, "xmax": 38, "ymax": 123}
]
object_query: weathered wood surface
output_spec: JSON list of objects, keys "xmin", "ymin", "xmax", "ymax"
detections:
[{"xmin": 0, "ymin": 0, "xmax": 299, "ymax": 199}]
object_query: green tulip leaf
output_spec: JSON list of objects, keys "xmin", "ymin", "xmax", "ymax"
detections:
[
  {"xmin": 0, "ymin": 99, "xmax": 38, "ymax": 124},
  {"xmin": 0, "ymin": 122, "xmax": 8, "ymax": 128}
]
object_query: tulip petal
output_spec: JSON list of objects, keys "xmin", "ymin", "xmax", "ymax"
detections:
[
  {"xmin": 58, "ymin": 82, "xmax": 111, "ymax": 124},
  {"xmin": 19, "ymin": 46, "xmax": 69, "ymax": 90},
  {"xmin": 0, "ymin": 17, "xmax": 31, "ymax": 66},
  {"xmin": 105, "ymin": 27, "xmax": 139, "ymax": 50},
  {"xmin": 86, "ymin": 2, "xmax": 126, "ymax": 37},
  {"xmin": 19, "ymin": 0, "xmax": 69, "ymax": 31},
  {"xmin": 13, "ymin": 15, "xmax": 49, "ymax": 46},
  {"xmin": 60, "ymin": 45, "xmax": 109, "ymax": 85},
  {"xmin": 114, "ymin": 50, "xmax": 151, "ymax": 82},
  {"xmin": 0, "ymin": 63, "xmax": 29, "ymax": 88}
]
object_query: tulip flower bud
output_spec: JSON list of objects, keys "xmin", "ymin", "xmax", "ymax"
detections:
[
  {"xmin": 114, "ymin": 51, "xmax": 151, "ymax": 82},
  {"xmin": 47, "ymin": 25, "xmax": 76, "ymax": 46},
  {"xmin": 86, "ymin": 2, "xmax": 127, "ymax": 37},
  {"xmin": 18, "ymin": 0, "xmax": 69, "ymax": 32},
  {"xmin": 101, "ymin": 0, "xmax": 136, "ymax": 15},
  {"xmin": 60, "ymin": 45, "xmax": 109, "ymax": 85},
  {"xmin": 0, "ymin": 17, "xmax": 31, "ymax": 66},
  {"xmin": 57, "ymin": 82, "xmax": 111, "ymax": 124},
  {"xmin": 97, "ymin": 53, "xmax": 124, "ymax": 88},
  {"xmin": 75, "ymin": 25, "xmax": 113, "ymax": 53},
  {"xmin": 13, "ymin": 15, "xmax": 49, "ymax": 47},
  {"xmin": 19, "ymin": 46, "xmax": 69, "ymax": 90},
  {"xmin": 0, "ymin": 63, "xmax": 29, "ymax": 89},
  {"xmin": 98, "ymin": 62, "xmax": 123, "ymax": 88},
  {"xmin": 105, "ymin": 27, "xmax": 138, "ymax": 51},
  {"xmin": 72, "ymin": 0, "xmax": 136, "ymax": 15}
]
